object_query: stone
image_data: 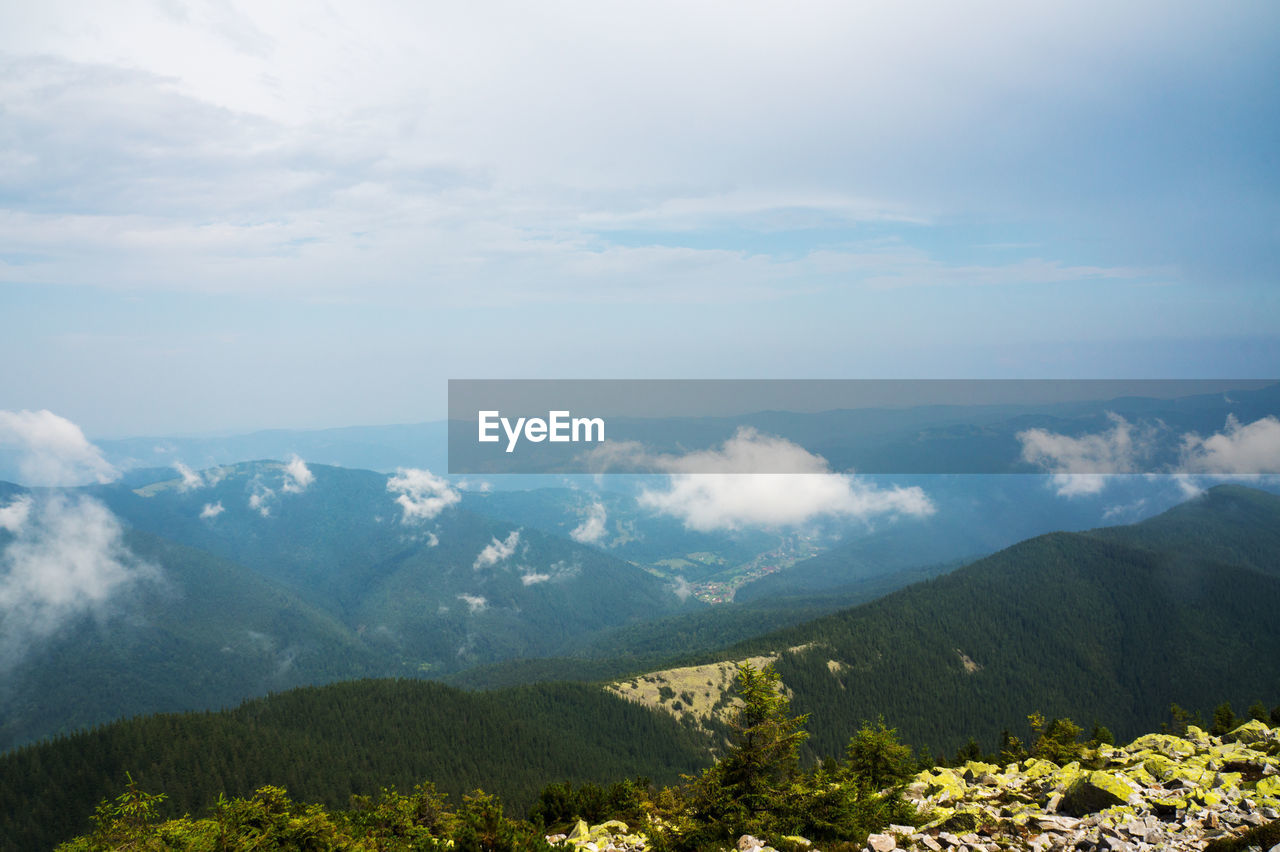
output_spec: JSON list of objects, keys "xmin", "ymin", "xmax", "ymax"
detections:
[
  {"xmin": 1228, "ymin": 719, "xmax": 1274, "ymax": 744},
  {"xmin": 1060, "ymin": 772, "xmax": 1138, "ymax": 816},
  {"xmin": 737, "ymin": 835, "xmax": 763, "ymax": 851},
  {"xmin": 866, "ymin": 832, "xmax": 896, "ymax": 851}
]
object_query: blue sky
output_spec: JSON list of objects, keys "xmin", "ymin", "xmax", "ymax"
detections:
[{"xmin": 1, "ymin": 0, "xmax": 1277, "ymax": 437}]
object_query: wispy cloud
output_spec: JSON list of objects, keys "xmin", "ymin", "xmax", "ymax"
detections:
[
  {"xmin": 1181, "ymin": 415, "xmax": 1280, "ymax": 474},
  {"xmin": 0, "ymin": 409, "xmax": 117, "ymax": 486},
  {"xmin": 199, "ymin": 501, "xmax": 225, "ymax": 519},
  {"xmin": 1018, "ymin": 414, "xmax": 1155, "ymax": 496},
  {"xmin": 1021, "ymin": 414, "xmax": 1280, "ymax": 497},
  {"xmin": 387, "ymin": 468, "xmax": 460, "ymax": 522},
  {"xmin": 0, "ymin": 493, "xmax": 159, "ymax": 669},
  {"xmin": 473, "ymin": 530, "xmax": 520, "ymax": 570},
  {"xmin": 457, "ymin": 593, "xmax": 487, "ymax": 614},
  {"xmin": 569, "ymin": 500, "xmax": 608, "ymax": 545},
  {"xmin": 636, "ymin": 428, "xmax": 933, "ymax": 531},
  {"xmin": 280, "ymin": 454, "xmax": 314, "ymax": 493}
]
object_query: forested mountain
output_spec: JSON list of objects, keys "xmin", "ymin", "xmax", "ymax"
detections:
[
  {"xmin": 733, "ymin": 473, "xmax": 1191, "ymax": 601},
  {"xmin": 722, "ymin": 485, "xmax": 1280, "ymax": 759},
  {"xmin": 0, "ymin": 680, "xmax": 712, "ymax": 852},
  {"xmin": 1, "ymin": 463, "xmax": 701, "ymax": 749},
  {"xmin": 5, "ymin": 486, "xmax": 1280, "ymax": 851}
]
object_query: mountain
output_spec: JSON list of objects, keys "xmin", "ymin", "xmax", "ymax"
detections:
[
  {"xmin": 0, "ymin": 463, "xmax": 701, "ymax": 749},
  {"xmin": 0, "ymin": 679, "xmax": 712, "ymax": 852},
  {"xmin": 711, "ymin": 484, "xmax": 1280, "ymax": 758},
  {"xmin": 0, "ymin": 527, "xmax": 390, "ymax": 750},
  {"xmin": 92, "ymin": 462, "xmax": 696, "ymax": 665}
]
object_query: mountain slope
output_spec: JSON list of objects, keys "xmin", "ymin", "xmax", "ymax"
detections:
[
  {"xmin": 0, "ymin": 679, "xmax": 712, "ymax": 852},
  {"xmin": 0, "ymin": 528, "xmax": 390, "ymax": 750},
  {"xmin": 684, "ymin": 486, "xmax": 1280, "ymax": 757}
]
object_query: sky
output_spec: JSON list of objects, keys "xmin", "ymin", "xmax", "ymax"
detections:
[{"xmin": 1, "ymin": 0, "xmax": 1278, "ymax": 437}]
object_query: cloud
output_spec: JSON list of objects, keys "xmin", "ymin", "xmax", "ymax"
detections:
[
  {"xmin": 0, "ymin": 495, "xmax": 31, "ymax": 533},
  {"xmin": 1180, "ymin": 415, "xmax": 1280, "ymax": 474},
  {"xmin": 569, "ymin": 500, "xmax": 608, "ymax": 545},
  {"xmin": 1017, "ymin": 413, "xmax": 1155, "ymax": 496},
  {"xmin": 473, "ymin": 530, "xmax": 520, "ymax": 570},
  {"xmin": 0, "ymin": 409, "xmax": 117, "ymax": 486},
  {"xmin": 280, "ymin": 454, "xmax": 314, "ymax": 493},
  {"xmin": 1022, "ymin": 414, "xmax": 1280, "ymax": 498},
  {"xmin": 0, "ymin": 493, "xmax": 159, "ymax": 669},
  {"xmin": 636, "ymin": 428, "xmax": 934, "ymax": 531},
  {"xmin": 200, "ymin": 501, "xmax": 225, "ymax": 519},
  {"xmin": 173, "ymin": 462, "xmax": 204, "ymax": 491},
  {"xmin": 248, "ymin": 477, "xmax": 275, "ymax": 516},
  {"xmin": 387, "ymin": 468, "xmax": 460, "ymax": 522},
  {"xmin": 670, "ymin": 575, "xmax": 693, "ymax": 603},
  {"xmin": 521, "ymin": 559, "xmax": 579, "ymax": 586},
  {"xmin": 457, "ymin": 593, "xmax": 487, "ymax": 614}
]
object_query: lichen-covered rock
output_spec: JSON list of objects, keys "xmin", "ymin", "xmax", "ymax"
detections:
[
  {"xmin": 1230, "ymin": 718, "xmax": 1275, "ymax": 745},
  {"xmin": 1057, "ymin": 770, "xmax": 1138, "ymax": 816}
]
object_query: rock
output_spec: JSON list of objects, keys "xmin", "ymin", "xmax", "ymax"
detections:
[
  {"xmin": 1229, "ymin": 719, "xmax": 1274, "ymax": 744},
  {"xmin": 738, "ymin": 836, "xmax": 763, "ymax": 851},
  {"xmin": 567, "ymin": 819, "xmax": 591, "ymax": 843},
  {"xmin": 1060, "ymin": 771, "xmax": 1138, "ymax": 816},
  {"xmin": 866, "ymin": 833, "xmax": 896, "ymax": 851},
  {"xmin": 919, "ymin": 835, "xmax": 943, "ymax": 851}
]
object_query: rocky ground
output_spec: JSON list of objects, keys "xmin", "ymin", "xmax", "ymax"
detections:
[{"xmin": 548, "ymin": 720, "xmax": 1280, "ymax": 852}]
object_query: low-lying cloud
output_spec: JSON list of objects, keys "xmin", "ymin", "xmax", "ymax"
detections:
[
  {"xmin": 0, "ymin": 409, "xmax": 118, "ymax": 487},
  {"xmin": 174, "ymin": 462, "xmax": 204, "ymax": 491},
  {"xmin": 457, "ymin": 593, "xmax": 488, "ymax": 614},
  {"xmin": 281, "ymin": 454, "xmax": 314, "ymax": 493},
  {"xmin": 569, "ymin": 500, "xmax": 608, "ymax": 545},
  {"xmin": 474, "ymin": 530, "xmax": 520, "ymax": 570},
  {"xmin": 200, "ymin": 501, "xmax": 225, "ymax": 519},
  {"xmin": 1181, "ymin": 415, "xmax": 1280, "ymax": 474},
  {"xmin": 387, "ymin": 468, "xmax": 460, "ymax": 522},
  {"xmin": 0, "ymin": 493, "xmax": 159, "ymax": 669},
  {"xmin": 635, "ymin": 428, "xmax": 934, "ymax": 531},
  {"xmin": 1020, "ymin": 414, "xmax": 1280, "ymax": 497},
  {"xmin": 1018, "ymin": 413, "xmax": 1154, "ymax": 497}
]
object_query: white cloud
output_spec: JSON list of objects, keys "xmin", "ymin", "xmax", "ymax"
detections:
[
  {"xmin": 174, "ymin": 461, "xmax": 204, "ymax": 491},
  {"xmin": 473, "ymin": 530, "xmax": 520, "ymax": 570},
  {"xmin": 248, "ymin": 481, "xmax": 274, "ymax": 517},
  {"xmin": 1022, "ymin": 414, "xmax": 1280, "ymax": 498},
  {"xmin": 457, "ymin": 593, "xmax": 487, "ymax": 614},
  {"xmin": 0, "ymin": 409, "xmax": 117, "ymax": 487},
  {"xmin": 199, "ymin": 501, "xmax": 225, "ymax": 519},
  {"xmin": 0, "ymin": 495, "xmax": 31, "ymax": 533},
  {"xmin": 1180, "ymin": 415, "xmax": 1280, "ymax": 474},
  {"xmin": 280, "ymin": 454, "xmax": 314, "ymax": 493},
  {"xmin": 0, "ymin": 494, "xmax": 159, "ymax": 668},
  {"xmin": 1017, "ymin": 413, "xmax": 1155, "ymax": 496},
  {"xmin": 670, "ymin": 575, "xmax": 693, "ymax": 602},
  {"xmin": 521, "ymin": 559, "xmax": 579, "ymax": 586},
  {"xmin": 569, "ymin": 500, "xmax": 608, "ymax": 545},
  {"xmin": 387, "ymin": 468, "xmax": 460, "ymax": 522},
  {"xmin": 636, "ymin": 428, "xmax": 933, "ymax": 531}
]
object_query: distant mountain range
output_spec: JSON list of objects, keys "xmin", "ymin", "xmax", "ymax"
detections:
[{"xmin": 4, "ymin": 484, "xmax": 1280, "ymax": 851}]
